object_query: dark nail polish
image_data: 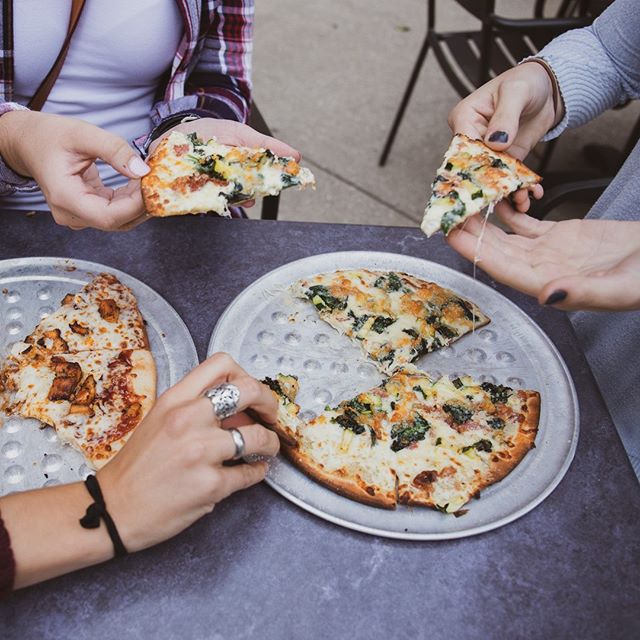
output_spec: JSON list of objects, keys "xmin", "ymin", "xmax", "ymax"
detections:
[
  {"xmin": 544, "ymin": 290, "xmax": 567, "ymax": 305},
  {"xmin": 488, "ymin": 130, "xmax": 509, "ymax": 143}
]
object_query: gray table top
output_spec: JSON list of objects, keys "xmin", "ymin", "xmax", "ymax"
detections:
[{"xmin": 0, "ymin": 211, "xmax": 638, "ymax": 640}]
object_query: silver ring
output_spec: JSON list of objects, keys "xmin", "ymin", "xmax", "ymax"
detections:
[
  {"xmin": 229, "ymin": 428, "xmax": 245, "ymax": 460},
  {"xmin": 204, "ymin": 383, "xmax": 240, "ymax": 420}
]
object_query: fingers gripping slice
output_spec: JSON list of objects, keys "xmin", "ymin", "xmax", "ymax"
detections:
[
  {"xmin": 142, "ymin": 131, "xmax": 316, "ymax": 217},
  {"xmin": 422, "ymin": 134, "xmax": 541, "ymax": 237}
]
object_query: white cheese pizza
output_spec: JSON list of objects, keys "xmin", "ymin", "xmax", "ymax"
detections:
[
  {"xmin": 291, "ymin": 270, "xmax": 489, "ymax": 374},
  {"xmin": 421, "ymin": 134, "xmax": 541, "ymax": 237},
  {"xmin": 264, "ymin": 369, "xmax": 540, "ymax": 514},
  {"xmin": 0, "ymin": 274, "xmax": 157, "ymax": 468},
  {"xmin": 142, "ymin": 131, "xmax": 316, "ymax": 217}
]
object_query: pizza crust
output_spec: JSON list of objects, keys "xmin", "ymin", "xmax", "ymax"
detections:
[{"xmin": 282, "ymin": 444, "xmax": 397, "ymax": 509}]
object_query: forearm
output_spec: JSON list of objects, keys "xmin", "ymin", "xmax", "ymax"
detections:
[
  {"xmin": 535, "ymin": 0, "xmax": 640, "ymax": 139},
  {"xmin": 0, "ymin": 482, "xmax": 113, "ymax": 589}
]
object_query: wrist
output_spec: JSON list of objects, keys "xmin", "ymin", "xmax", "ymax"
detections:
[
  {"xmin": 521, "ymin": 59, "xmax": 563, "ymax": 128},
  {"xmin": 2, "ymin": 481, "xmax": 114, "ymax": 589},
  {"xmin": 0, "ymin": 110, "xmax": 39, "ymax": 177}
]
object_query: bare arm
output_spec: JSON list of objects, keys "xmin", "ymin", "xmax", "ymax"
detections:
[{"xmin": 0, "ymin": 353, "xmax": 279, "ymax": 590}]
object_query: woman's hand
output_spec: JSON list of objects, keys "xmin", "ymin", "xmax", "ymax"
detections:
[
  {"xmin": 447, "ymin": 207, "xmax": 640, "ymax": 311},
  {"xmin": 0, "ymin": 111, "xmax": 149, "ymax": 230},
  {"xmin": 1, "ymin": 353, "xmax": 279, "ymax": 588},
  {"xmin": 97, "ymin": 353, "xmax": 280, "ymax": 553},
  {"xmin": 448, "ymin": 61, "xmax": 557, "ymax": 213}
]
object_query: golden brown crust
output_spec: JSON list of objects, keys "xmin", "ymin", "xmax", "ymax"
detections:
[
  {"xmin": 141, "ymin": 139, "xmax": 172, "ymax": 217},
  {"xmin": 482, "ymin": 391, "xmax": 540, "ymax": 487},
  {"xmin": 281, "ymin": 444, "xmax": 397, "ymax": 509}
]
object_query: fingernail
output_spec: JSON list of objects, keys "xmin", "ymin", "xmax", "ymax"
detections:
[
  {"xmin": 544, "ymin": 290, "xmax": 567, "ymax": 305},
  {"xmin": 128, "ymin": 157, "xmax": 150, "ymax": 177},
  {"xmin": 488, "ymin": 131, "xmax": 509, "ymax": 143}
]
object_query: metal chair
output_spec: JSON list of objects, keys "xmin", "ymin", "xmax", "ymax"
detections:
[
  {"xmin": 248, "ymin": 102, "xmax": 280, "ymax": 220},
  {"xmin": 378, "ymin": 0, "xmax": 593, "ymax": 171}
]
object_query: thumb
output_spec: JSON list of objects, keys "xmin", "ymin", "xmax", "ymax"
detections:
[
  {"xmin": 539, "ymin": 271, "xmax": 640, "ymax": 312},
  {"xmin": 74, "ymin": 125, "xmax": 150, "ymax": 179},
  {"xmin": 484, "ymin": 79, "xmax": 530, "ymax": 153}
]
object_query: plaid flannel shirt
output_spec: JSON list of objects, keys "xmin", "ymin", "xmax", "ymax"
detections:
[{"xmin": 0, "ymin": 0, "xmax": 254, "ymax": 195}]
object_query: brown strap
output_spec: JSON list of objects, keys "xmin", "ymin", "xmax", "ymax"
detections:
[{"xmin": 27, "ymin": 0, "xmax": 87, "ymax": 111}]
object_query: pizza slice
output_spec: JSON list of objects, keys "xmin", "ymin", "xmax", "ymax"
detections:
[
  {"xmin": 141, "ymin": 131, "xmax": 316, "ymax": 217},
  {"xmin": 0, "ymin": 348, "xmax": 156, "ymax": 468},
  {"xmin": 14, "ymin": 273, "xmax": 149, "ymax": 356},
  {"xmin": 261, "ymin": 373, "xmax": 302, "ymax": 446},
  {"xmin": 291, "ymin": 269, "xmax": 489, "ymax": 374},
  {"xmin": 264, "ymin": 369, "xmax": 540, "ymax": 513},
  {"xmin": 389, "ymin": 370, "xmax": 539, "ymax": 514},
  {"xmin": 421, "ymin": 134, "xmax": 541, "ymax": 237}
]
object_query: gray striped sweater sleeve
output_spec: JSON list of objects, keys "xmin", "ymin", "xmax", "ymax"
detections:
[{"xmin": 535, "ymin": 0, "xmax": 640, "ymax": 141}]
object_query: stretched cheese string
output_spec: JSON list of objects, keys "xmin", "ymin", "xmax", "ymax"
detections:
[{"xmin": 471, "ymin": 202, "xmax": 494, "ymax": 332}]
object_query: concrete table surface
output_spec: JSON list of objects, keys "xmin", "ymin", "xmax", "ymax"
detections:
[{"xmin": 0, "ymin": 212, "xmax": 638, "ymax": 640}]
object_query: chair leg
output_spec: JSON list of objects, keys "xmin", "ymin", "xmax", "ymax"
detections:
[
  {"xmin": 379, "ymin": 35, "xmax": 431, "ymax": 166},
  {"xmin": 537, "ymin": 138, "xmax": 557, "ymax": 174},
  {"xmin": 261, "ymin": 195, "xmax": 279, "ymax": 221}
]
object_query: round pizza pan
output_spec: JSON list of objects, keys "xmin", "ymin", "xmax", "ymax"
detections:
[
  {"xmin": 208, "ymin": 251, "xmax": 580, "ymax": 540},
  {"xmin": 0, "ymin": 257, "xmax": 198, "ymax": 494}
]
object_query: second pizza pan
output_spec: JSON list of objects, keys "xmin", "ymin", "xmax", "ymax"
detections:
[
  {"xmin": 0, "ymin": 257, "xmax": 198, "ymax": 495},
  {"xmin": 208, "ymin": 251, "xmax": 580, "ymax": 540}
]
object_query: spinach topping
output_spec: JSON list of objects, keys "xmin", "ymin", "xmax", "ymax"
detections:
[
  {"xmin": 333, "ymin": 409, "xmax": 365, "ymax": 435},
  {"xmin": 191, "ymin": 155, "xmax": 227, "ymax": 181},
  {"xmin": 444, "ymin": 162, "xmax": 453, "ymax": 171},
  {"xmin": 187, "ymin": 132, "xmax": 204, "ymax": 148},
  {"xmin": 435, "ymin": 437, "xmax": 442, "ymax": 446},
  {"xmin": 461, "ymin": 439, "xmax": 493, "ymax": 453},
  {"xmin": 434, "ymin": 503, "xmax": 449, "ymax": 514},
  {"xmin": 480, "ymin": 382, "xmax": 513, "ymax": 404},
  {"xmin": 306, "ymin": 285, "xmax": 347, "ymax": 311},
  {"xmin": 435, "ymin": 323, "xmax": 458, "ymax": 340},
  {"xmin": 471, "ymin": 189, "xmax": 484, "ymax": 200},
  {"xmin": 487, "ymin": 417, "xmax": 505, "ymax": 429},
  {"xmin": 458, "ymin": 171, "xmax": 472, "ymax": 181},
  {"xmin": 387, "ymin": 272, "xmax": 403, "ymax": 291},
  {"xmin": 348, "ymin": 310, "xmax": 370, "ymax": 332},
  {"xmin": 412, "ymin": 385, "xmax": 427, "ymax": 400},
  {"xmin": 425, "ymin": 314, "xmax": 439, "ymax": 324},
  {"xmin": 491, "ymin": 158, "xmax": 508, "ymax": 170},
  {"xmin": 402, "ymin": 328, "xmax": 419, "ymax": 338},
  {"xmin": 373, "ymin": 272, "xmax": 405, "ymax": 292},
  {"xmin": 443, "ymin": 298, "xmax": 477, "ymax": 322},
  {"xmin": 262, "ymin": 376, "xmax": 285, "ymax": 398},
  {"xmin": 346, "ymin": 398, "xmax": 372, "ymax": 415},
  {"xmin": 439, "ymin": 191, "xmax": 467, "ymax": 234},
  {"xmin": 371, "ymin": 316, "xmax": 396, "ymax": 333},
  {"xmin": 379, "ymin": 350, "xmax": 396, "ymax": 365},
  {"xmin": 369, "ymin": 427, "xmax": 377, "ymax": 446},
  {"xmin": 411, "ymin": 338, "xmax": 431, "ymax": 360},
  {"xmin": 390, "ymin": 401, "xmax": 396, "ymax": 410},
  {"xmin": 443, "ymin": 403, "xmax": 473, "ymax": 425},
  {"xmin": 390, "ymin": 413, "xmax": 431, "ymax": 452},
  {"xmin": 452, "ymin": 377, "xmax": 464, "ymax": 389},
  {"xmin": 281, "ymin": 173, "xmax": 297, "ymax": 188}
]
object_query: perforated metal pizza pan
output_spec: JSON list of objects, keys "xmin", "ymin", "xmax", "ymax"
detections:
[
  {"xmin": 209, "ymin": 251, "xmax": 580, "ymax": 541},
  {"xmin": 0, "ymin": 257, "xmax": 198, "ymax": 495}
]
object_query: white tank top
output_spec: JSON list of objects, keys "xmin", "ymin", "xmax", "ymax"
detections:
[{"xmin": 2, "ymin": 0, "xmax": 183, "ymax": 209}]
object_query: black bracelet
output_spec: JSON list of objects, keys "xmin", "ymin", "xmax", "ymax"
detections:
[{"xmin": 79, "ymin": 474, "xmax": 128, "ymax": 558}]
